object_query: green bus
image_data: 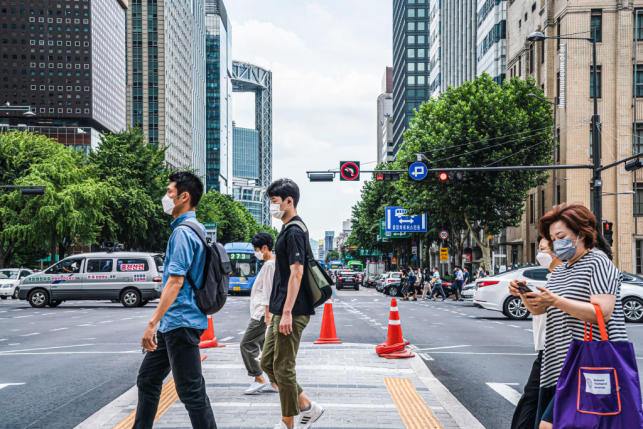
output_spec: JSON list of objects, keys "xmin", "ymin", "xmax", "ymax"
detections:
[{"xmin": 347, "ymin": 260, "xmax": 364, "ymax": 272}]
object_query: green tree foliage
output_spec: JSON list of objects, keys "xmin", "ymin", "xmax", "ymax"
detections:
[
  {"xmin": 399, "ymin": 74, "xmax": 553, "ymax": 269},
  {"xmin": 0, "ymin": 131, "xmax": 109, "ymax": 267},
  {"xmin": 89, "ymin": 128, "xmax": 171, "ymax": 251},
  {"xmin": 325, "ymin": 250, "xmax": 340, "ymax": 262}
]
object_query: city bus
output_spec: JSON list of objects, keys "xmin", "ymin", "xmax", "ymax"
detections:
[
  {"xmin": 328, "ymin": 260, "xmax": 344, "ymax": 270},
  {"xmin": 347, "ymin": 260, "xmax": 364, "ymax": 272},
  {"xmin": 224, "ymin": 242, "xmax": 259, "ymax": 294},
  {"xmin": 316, "ymin": 259, "xmax": 326, "ymax": 270}
]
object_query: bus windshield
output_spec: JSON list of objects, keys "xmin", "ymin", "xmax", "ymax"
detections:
[{"xmin": 228, "ymin": 253, "xmax": 258, "ymax": 278}]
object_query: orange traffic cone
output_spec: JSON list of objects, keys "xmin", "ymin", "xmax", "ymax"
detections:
[
  {"xmin": 199, "ymin": 315, "xmax": 226, "ymax": 348},
  {"xmin": 314, "ymin": 297, "xmax": 342, "ymax": 344},
  {"xmin": 375, "ymin": 298, "xmax": 413, "ymax": 357}
]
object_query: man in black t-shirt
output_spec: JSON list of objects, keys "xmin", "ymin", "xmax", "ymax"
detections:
[{"xmin": 259, "ymin": 179, "xmax": 323, "ymax": 429}]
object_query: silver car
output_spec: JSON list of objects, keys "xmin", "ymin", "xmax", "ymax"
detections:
[{"xmin": 18, "ymin": 251, "xmax": 164, "ymax": 308}]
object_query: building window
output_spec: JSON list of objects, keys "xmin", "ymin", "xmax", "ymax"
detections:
[
  {"xmin": 635, "ymin": 123, "xmax": 643, "ymax": 155},
  {"xmin": 557, "ymin": 184, "xmax": 561, "ymax": 205},
  {"xmin": 557, "ymin": 22, "xmax": 561, "ymax": 51},
  {"xmin": 635, "ymin": 10, "xmax": 643, "ymax": 41},
  {"xmin": 408, "ymin": 9, "xmax": 415, "ymax": 18},
  {"xmin": 590, "ymin": 65, "xmax": 602, "ymax": 98},
  {"xmin": 590, "ymin": 10, "xmax": 602, "ymax": 42},
  {"xmin": 529, "ymin": 193, "xmax": 535, "ymax": 224},
  {"xmin": 408, "ymin": 76, "xmax": 415, "ymax": 85},
  {"xmin": 636, "ymin": 185, "xmax": 643, "ymax": 216},
  {"xmin": 635, "ymin": 65, "xmax": 643, "ymax": 97},
  {"xmin": 408, "ymin": 35, "xmax": 415, "ymax": 44},
  {"xmin": 407, "ymin": 49, "xmax": 415, "ymax": 58},
  {"xmin": 541, "ymin": 189, "xmax": 546, "ymax": 217},
  {"xmin": 556, "ymin": 127, "xmax": 561, "ymax": 163},
  {"xmin": 408, "ymin": 63, "xmax": 415, "ymax": 72},
  {"xmin": 540, "ymin": 41, "xmax": 545, "ymax": 64}
]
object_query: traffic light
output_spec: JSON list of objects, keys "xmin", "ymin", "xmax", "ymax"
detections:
[
  {"xmin": 625, "ymin": 159, "xmax": 643, "ymax": 172},
  {"xmin": 21, "ymin": 188, "xmax": 45, "ymax": 196},
  {"xmin": 603, "ymin": 221, "xmax": 614, "ymax": 247},
  {"xmin": 375, "ymin": 173, "xmax": 400, "ymax": 181},
  {"xmin": 437, "ymin": 171, "xmax": 465, "ymax": 181}
]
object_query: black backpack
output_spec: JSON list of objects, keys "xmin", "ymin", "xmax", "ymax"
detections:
[
  {"xmin": 178, "ymin": 221, "xmax": 231, "ymax": 315},
  {"xmin": 284, "ymin": 220, "xmax": 333, "ymax": 308}
]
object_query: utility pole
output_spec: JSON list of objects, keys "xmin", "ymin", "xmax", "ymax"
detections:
[{"xmin": 590, "ymin": 36, "xmax": 602, "ymax": 227}]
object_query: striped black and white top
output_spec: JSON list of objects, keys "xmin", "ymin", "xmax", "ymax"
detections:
[{"xmin": 540, "ymin": 249, "xmax": 628, "ymax": 388}]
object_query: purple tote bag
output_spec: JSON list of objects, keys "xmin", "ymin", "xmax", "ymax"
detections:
[{"xmin": 553, "ymin": 303, "xmax": 643, "ymax": 428}]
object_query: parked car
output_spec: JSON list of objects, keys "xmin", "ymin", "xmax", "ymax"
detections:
[
  {"xmin": 18, "ymin": 251, "xmax": 164, "ymax": 308},
  {"xmin": 473, "ymin": 267, "xmax": 550, "ymax": 320},
  {"xmin": 0, "ymin": 268, "xmax": 34, "ymax": 299},
  {"xmin": 461, "ymin": 282, "xmax": 476, "ymax": 299},
  {"xmin": 381, "ymin": 271, "xmax": 403, "ymax": 296},
  {"xmin": 336, "ymin": 270, "xmax": 359, "ymax": 291},
  {"xmin": 621, "ymin": 272, "xmax": 643, "ymax": 323},
  {"xmin": 375, "ymin": 273, "xmax": 387, "ymax": 292}
]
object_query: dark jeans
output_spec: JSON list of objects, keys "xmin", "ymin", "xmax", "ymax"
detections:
[
  {"xmin": 454, "ymin": 280, "xmax": 463, "ymax": 299},
  {"xmin": 428, "ymin": 283, "xmax": 445, "ymax": 299},
  {"xmin": 511, "ymin": 350, "xmax": 542, "ymax": 429},
  {"xmin": 134, "ymin": 327, "xmax": 216, "ymax": 429}
]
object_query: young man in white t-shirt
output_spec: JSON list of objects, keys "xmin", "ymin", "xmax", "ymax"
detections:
[{"xmin": 240, "ymin": 232, "xmax": 279, "ymax": 395}]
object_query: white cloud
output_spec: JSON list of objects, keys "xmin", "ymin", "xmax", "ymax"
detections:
[{"xmin": 226, "ymin": 0, "xmax": 392, "ymax": 240}]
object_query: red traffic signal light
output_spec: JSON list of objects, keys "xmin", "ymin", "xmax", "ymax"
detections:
[{"xmin": 438, "ymin": 172, "xmax": 449, "ymax": 181}]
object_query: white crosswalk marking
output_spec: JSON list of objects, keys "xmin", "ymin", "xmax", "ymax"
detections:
[
  {"xmin": 486, "ymin": 383, "xmax": 522, "ymax": 406},
  {"xmin": 0, "ymin": 383, "xmax": 25, "ymax": 390}
]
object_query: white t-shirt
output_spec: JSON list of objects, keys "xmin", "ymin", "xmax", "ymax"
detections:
[
  {"xmin": 250, "ymin": 259, "xmax": 275, "ymax": 320},
  {"xmin": 532, "ymin": 314, "xmax": 546, "ymax": 351}
]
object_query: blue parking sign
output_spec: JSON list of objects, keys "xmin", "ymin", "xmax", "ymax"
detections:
[
  {"xmin": 385, "ymin": 207, "xmax": 427, "ymax": 232},
  {"xmin": 408, "ymin": 162, "xmax": 428, "ymax": 181}
]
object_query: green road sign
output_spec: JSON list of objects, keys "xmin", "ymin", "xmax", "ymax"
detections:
[
  {"xmin": 379, "ymin": 219, "xmax": 409, "ymax": 239},
  {"xmin": 203, "ymin": 222, "xmax": 217, "ymax": 229}
]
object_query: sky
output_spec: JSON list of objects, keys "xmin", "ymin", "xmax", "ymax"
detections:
[{"xmin": 225, "ymin": 0, "xmax": 392, "ymax": 242}]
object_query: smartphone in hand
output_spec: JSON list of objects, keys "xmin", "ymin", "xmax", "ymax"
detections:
[{"xmin": 516, "ymin": 281, "xmax": 533, "ymax": 294}]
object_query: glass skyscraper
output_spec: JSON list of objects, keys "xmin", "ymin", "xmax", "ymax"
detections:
[
  {"xmin": 392, "ymin": 0, "xmax": 431, "ymax": 159},
  {"xmin": 205, "ymin": 0, "xmax": 232, "ymax": 193},
  {"xmin": 233, "ymin": 126, "xmax": 259, "ymax": 180}
]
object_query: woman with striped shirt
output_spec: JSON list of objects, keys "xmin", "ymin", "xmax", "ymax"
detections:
[{"xmin": 511, "ymin": 203, "xmax": 627, "ymax": 429}]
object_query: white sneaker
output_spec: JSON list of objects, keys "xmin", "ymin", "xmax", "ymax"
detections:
[
  {"xmin": 274, "ymin": 422, "xmax": 291, "ymax": 429},
  {"xmin": 262, "ymin": 383, "xmax": 279, "ymax": 393},
  {"xmin": 296, "ymin": 401, "xmax": 324, "ymax": 429},
  {"xmin": 244, "ymin": 381, "xmax": 269, "ymax": 395}
]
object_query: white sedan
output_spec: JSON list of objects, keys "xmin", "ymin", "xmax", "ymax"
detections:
[
  {"xmin": 621, "ymin": 272, "xmax": 643, "ymax": 323},
  {"xmin": 473, "ymin": 267, "xmax": 550, "ymax": 320},
  {"xmin": 0, "ymin": 268, "xmax": 34, "ymax": 299}
]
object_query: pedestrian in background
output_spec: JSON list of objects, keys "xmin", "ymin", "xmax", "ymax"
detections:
[
  {"xmin": 510, "ymin": 203, "xmax": 627, "ymax": 429},
  {"xmin": 135, "ymin": 171, "xmax": 216, "ymax": 429},
  {"xmin": 476, "ymin": 266, "xmax": 485, "ymax": 280},
  {"xmin": 412, "ymin": 268, "xmax": 422, "ymax": 301},
  {"xmin": 453, "ymin": 266, "xmax": 464, "ymax": 301},
  {"xmin": 260, "ymin": 179, "xmax": 324, "ymax": 429},
  {"xmin": 421, "ymin": 268, "xmax": 432, "ymax": 300},
  {"xmin": 509, "ymin": 236, "xmax": 561, "ymax": 429},
  {"xmin": 427, "ymin": 267, "xmax": 446, "ymax": 301},
  {"xmin": 462, "ymin": 268, "xmax": 470, "ymax": 289},
  {"xmin": 400, "ymin": 268, "xmax": 409, "ymax": 299},
  {"xmin": 240, "ymin": 232, "xmax": 279, "ymax": 395},
  {"xmin": 403, "ymin": 267, "xmax": 415, "ymax": 301}
]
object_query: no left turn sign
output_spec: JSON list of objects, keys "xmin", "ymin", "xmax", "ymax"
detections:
[{"xmin": 339, "ymin": 161, "xmax": 360, "ymax": 181}]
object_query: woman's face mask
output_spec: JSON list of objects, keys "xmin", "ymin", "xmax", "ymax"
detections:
[
  {"xmin": 536, "ymin": 251, "xmax": 553, "ymax": 268},
  {"xmin": 553, "ymin": 236, "xmax": 581, "ymax": 261}
]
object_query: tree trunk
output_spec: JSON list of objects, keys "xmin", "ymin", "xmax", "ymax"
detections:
[{"xmin": 464, "ymin": 214, "xmax": 493, "ymax": 273}]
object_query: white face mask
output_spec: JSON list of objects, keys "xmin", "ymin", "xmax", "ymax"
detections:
[
  {"xmin": 270, "ymin": 201, "xmax": 289, "ymax": 220},
  {"xmin": 162, "ymin": 193, "xmax": 184, "ymax": 215},
  {"xmin": 254, "ymin": 251, "xmax": 264, "ymax": 261},
  {"xmin": 536, "ymin": 251, "xmax": 553, "ymax": 268}
]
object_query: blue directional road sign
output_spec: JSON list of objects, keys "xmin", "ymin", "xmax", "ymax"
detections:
[
  {"xmin": 385, "ymin": 206, "xmax": 427, "ymax": 233},
  {"xmin": 408, "ymin": 162, "xmax": 428, "ymax": 181}
]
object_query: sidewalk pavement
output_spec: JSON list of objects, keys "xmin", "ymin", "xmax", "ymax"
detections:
[{"xmin": 77, "ymin": 343, "xmax": 484, "ymax": 429}]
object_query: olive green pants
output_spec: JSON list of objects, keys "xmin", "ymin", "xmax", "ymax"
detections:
[{"xmin": 260, "ymin": 314, "xmax": 310, "ymax": 418}]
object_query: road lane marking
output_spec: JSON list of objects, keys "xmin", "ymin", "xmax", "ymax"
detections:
[
  {"xmin": 0, "ymin": 383, "xmax": 25, "ymax": 390},
  {"xmin": 237, "ymin": 330, "xmax": 246, "ymax": 335},
  {"xmin": 220, "ymin": 336, "xmax": 234, "ymax": 341},
  {"xmin": 20, "ymin": 332, "xmax": 40, "ymax": 337},
  {"xmin": 202, "ymin": 363, "xmax": 415, "ymax": 374},
  {"xmin": 486, "ymin": 383, "xmax": 522, "ymax": 406},
  {"xmin": 13, "ymin": 315, "xmax": 32, "ymax": 318},
  {"xmin": 0, "ymin": 339, "xmax": 7, "ymax": 342},
  {"xmin": 0, "ymin": 344, "xmax": 94, "ymax": 353},
  {"xmin": 416, "ymin": 345, "xmax": 470, "ymax": 351},
  {"xmin": 99, "ymin": 320, "xmax": 114, "ymax": 323},
  {"xmin": 419, "ymin": 353, "xmax": 434, "ymax": 361},
  {"xmin": 508, "ymin": 325, "xmax": 521, "ymax": 328},
  {"xmin": 384, "ymin": 377, "xmax": 443, "ymax": 429},
  {"xmin": 427, "ymin": 352, "xmax": 537, "ymax": 356},
  {"xmin": 49, "ymin": 328, "xmax": 68, "ymax": 331}
]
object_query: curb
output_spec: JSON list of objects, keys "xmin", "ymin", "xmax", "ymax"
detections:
[{"xmin": 75, "ymin": 385, "xmax": 138, "ymax": 429}]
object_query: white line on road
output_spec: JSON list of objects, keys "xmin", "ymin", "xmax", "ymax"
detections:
[
  {"xmin": 49, "ymin": 328, "xmax": 68, "ymax": 331},
  {"xmin": 19, "ymin": 332, "xmax": 40, "ymax": 337},
  {"xmin": 120, "ymin": 318, "xmax": 132, "ymax": 320},
  {"xmin": 202, "ymin": 363, "xmax": 415, "ymax": 374},
  {"xmin": 220, "ymin": 336, "xmax": 234, "ymax": 342},
  {"xmin": 99, "ymin": 321, "xmax": 113, "ymax": 324},
  {"xmin": 419, "ymin": 353, "xmax": 434, "ymax": 361},
  {"xmin": 508, "ymin": 325, "xmax": 521, "ymax": 328},
  {"xmin": 525, "ymin": 329, "xmax": 533, "ymax": 332},
  {"xmin": 77, "ymin": 324, "xmax": 95, "ymax": 327},
  {"xmin": 427, "ymin": 352, "xmax": 537, "ymax": 356},
  {"xmin": 0, "ymin": 383, "xmax": 25, "ymax": 390},
  {"xmin": 415, "ymin": 345, "xmax": 471, "ymax": 351},
  {"xmin": 13, "ymin": 315, "xmax": 32, "ymax": 319},
  {"xmin": 0, "ymin": 339, "xmax": 6, "ymax": 342},
  {"xmin": 486, "ymin": 383, "xmax": 522, "ymax": 406},
  {"xmin": 237, "ymin": 331, "xmax": 246, "ymax": 335},
  {"xmin": 0, "ymin": 344, "xmax": 95, "ymax": 353}
]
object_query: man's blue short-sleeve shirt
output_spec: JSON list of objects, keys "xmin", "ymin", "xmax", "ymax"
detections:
[{"xmin": 159, "ymin": 211, "xmax": 208, "ymax": 333}]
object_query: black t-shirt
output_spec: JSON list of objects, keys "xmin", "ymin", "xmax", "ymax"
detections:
[{"xmin": 269, "ymin": 216, "xmax": 315, "ymax": 316}]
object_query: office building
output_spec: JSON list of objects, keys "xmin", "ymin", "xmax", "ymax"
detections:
[
  {"xmin": 126, "ymin": 0, "xmax": 205, "ymax": 177},
  {"xmin": 324, "ymin": 231, "xmax": 335, "ymax": 255},
  {"xmin": 309, "ymin": 239, "xmax": 319, "ymax": 259},
  {"xmin": 231, "ymin": 124, "xmax": 265, "ymax": 224},
  {"xmin": 318, "ymin": 241, "xmax": 325, "ymax": 260},
  {"xmin": 505, "ymin": 0, "xmax": 643, "ymax": 273},
  {"xmin": 392, "ymin": 0, "xmax": 431, "ymax": 160},
  {"xmin": 342, "ymin": 219, "xmax": 353, "ymax": 234},
  {"xmin": 205, "ymin": 0, "xmax": 232, "ymax": 193},
  {"xmin": 476, "ymin": 0, "xmax": 507, "ymax": 84},
  {"xmin": 429, "ymin": 0, "xmax": 477, "ymax": 98},
  {"xmin": 0, "ymin": 0, "xmax": 128, "ymax": 152},
  {"xmin": 192, "ymin": 0, "xmax": 206, "ymax": 182},
  {"xmin": 377, "ymin": 67, "xmax": 393, "ymax": 164}
]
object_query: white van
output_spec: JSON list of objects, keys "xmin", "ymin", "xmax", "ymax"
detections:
[{"xmin": 17, "ymin": 251, "xmax": 164, "ymax": 308}]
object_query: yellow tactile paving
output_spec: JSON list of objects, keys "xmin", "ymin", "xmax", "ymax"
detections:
[
  {"xmin": 384, "ymin": 377, "xmax": 443, "ymax": 429},
  {"xmin": 111, "ymin": 378, "xmax": 179, "ymax": 429}
]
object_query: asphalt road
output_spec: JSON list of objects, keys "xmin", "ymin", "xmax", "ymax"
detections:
[{"xmin": 1, "ymin": 287, "xmax": 642, "ymax": 428}]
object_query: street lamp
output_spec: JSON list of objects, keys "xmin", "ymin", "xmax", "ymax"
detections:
[
  {"xmin": 602, "ymin": 191, "xmax": 635, "ymax": 196},
  {"xmin": 0, "ymin": 102, "xmax": 36, "ymax": 117},
  {"xmin": 527, "ymin": 30, "xmax": 601, "ymax": 224},
  {"xmin": 528, "ymin": 93, "xmax": 559, "ymax": 206}
]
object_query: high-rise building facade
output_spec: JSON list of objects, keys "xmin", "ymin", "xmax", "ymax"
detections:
[
  {"xmin": 0, "ymin": 0, "xmax": 128, "ymax": 151},
  {"xmin": 205, "ymin": 0, "xmax": 232, "ymax": 193},
  {"xmin": 192, "ymin": 0, "xmax": 206, "ymax": 182},
  {"xmin": 429, "ymin": 0, "xmax": 477, "ymax": 98},
  {"xmin": 126, "ymin": 0, "xmax": 205, "ymax": 177},
  {"xmin": 377, "ymin": 67, "xmax": 393, "ymax": 164},
  {"xmin": 505, "ymin": 0, "xmax": 643, "ymax": 274},
  {"xmin": 324, "ymin": 231, "xmax": 335, "ymax": 255},
  {"xmin": 476, "ymin": 0, "xmax": 507, "ymax": 84},
  {"xmin": 231, "ymin": 124, "xmax": 265, "ymax": 224},
  {"xmin": 392, "ymin": 0, "xmax": 431, "ymax": 160}
]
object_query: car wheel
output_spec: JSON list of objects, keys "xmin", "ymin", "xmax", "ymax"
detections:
[
  {"xmin": 138, "ymin": 299, "xmax": 150, "ymax": 307},
  {"xmin": 28, "ymin": 289, "xmax": 49, "ymax": 308},
  {"xmin": 48, "ymin": 300, "xmax": 62, "ymax": 307},
  {"xmin": 389, "ymin": 286, "xmax": 399, "ymax": 297},
  {"xmin": 623, "ymin": 297, "xmax": 643, "ymax": 323},
  {"xmin": 503, "ymin": 296, "xmax": 530, "ymax": 320},
  {"xmin": 13, "ymin": 288, "xmax": 19, "ymax": 299},
  {"xmin": 121, "ymin": 289, "xmax": 141, "ymax": 308}
]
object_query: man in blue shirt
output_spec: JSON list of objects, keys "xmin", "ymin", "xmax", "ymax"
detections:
[
  {"xmin": 135, "ymin": 171, "xmax": 216, "ymax": 429},
  {"xmin": 453, "ymin": 266, "xmax": 464, "ymax": 302}
]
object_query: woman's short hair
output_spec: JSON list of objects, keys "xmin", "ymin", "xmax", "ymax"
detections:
[{"xmin": 539, "ymin": 203, "xmax": 597, "ymax": 250}]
